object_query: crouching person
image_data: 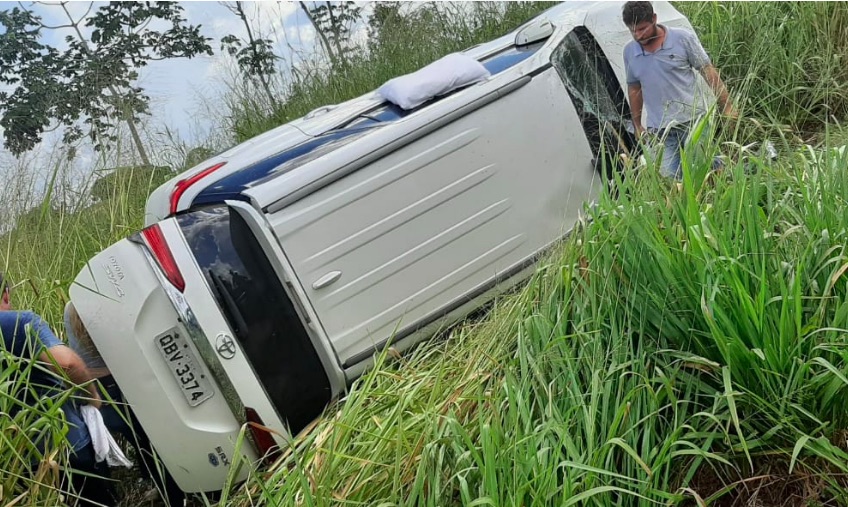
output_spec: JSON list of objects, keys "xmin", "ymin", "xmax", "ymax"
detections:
[{"xmin": 0, "ymin": 274, "xmax": 115, "ymax": 506}]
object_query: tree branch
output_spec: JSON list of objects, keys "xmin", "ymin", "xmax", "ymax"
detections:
[{"xmin": 30, "ymin": 21, "xmax": 76, "ymax": 29}]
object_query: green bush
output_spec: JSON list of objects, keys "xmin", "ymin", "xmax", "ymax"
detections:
[{"xmin": 678, "ymin": 2, "xmax": 848, "ymax": 136}]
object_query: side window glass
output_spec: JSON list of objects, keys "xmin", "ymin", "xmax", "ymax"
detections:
[
  {"xmin": 551, "ymin": 27, "xmax": 635, "ymax": 178},
  {"xmin": 552, "ymin": 31, "xmax": 621, "ymax": 123}
]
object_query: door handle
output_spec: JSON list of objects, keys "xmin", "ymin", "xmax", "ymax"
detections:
[{"xmin": 313, "ymin": 271, "xmax": 342, "ymax": 290}]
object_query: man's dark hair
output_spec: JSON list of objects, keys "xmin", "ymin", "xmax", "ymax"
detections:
[{"xmin": 622, "ymin": 1, "xmax": 655, "ymax": 27}]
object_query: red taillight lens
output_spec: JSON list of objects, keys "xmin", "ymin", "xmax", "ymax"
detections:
[
  {"xmin": 141, "ymin": 224, "xmax": 186, "ymax": 292},
  {"xmin": 245, "ymin": 407, "xmax": 280, "ymax": 464},
  {"xmin": 169, "ymin": 161, "xmax": 227, "ymax": 215}
]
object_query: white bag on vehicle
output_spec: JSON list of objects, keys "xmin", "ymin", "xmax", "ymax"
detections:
[{"xmin": 377, "ymin": 52, "xmax": 491, "ymax": 110}]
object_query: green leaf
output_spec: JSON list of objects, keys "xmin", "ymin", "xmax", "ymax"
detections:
[{"xmin": 789, "ymin": 434, "xmax": 811, "ymax": 474}]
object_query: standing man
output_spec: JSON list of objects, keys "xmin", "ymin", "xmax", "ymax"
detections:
[
  {"xmin": 0, "ymin": 273, "xmax": 115, "ymax": 506},
  {"xmin": 622, "ymin": 1, "xmax": 737, "ymax": 179}
]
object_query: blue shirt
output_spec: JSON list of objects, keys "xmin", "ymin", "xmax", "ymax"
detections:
[
  {"xmin": 623, "ymin": 25, "xmax": 711, "ymax": 129},
  {"xmin": 0, "ymin": 310, "xmax": 91, "ymax": 452}
]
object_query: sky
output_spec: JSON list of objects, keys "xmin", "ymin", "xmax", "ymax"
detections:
[
  {"xmin": 133, "ymin": 1, "xmax": 326, "ymax": 139},
  {"xmin": 11, "ymin": 1, "xmax": 321, "ymax": 137},
  {"xmin": 0, "ymin": 1, "xmax": 375, "ymax": 169},
  {"xmin": 0, "ymin": 0, "xmax": 384, "ymax": 208}
]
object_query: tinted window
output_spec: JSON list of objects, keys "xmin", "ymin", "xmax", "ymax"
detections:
[
  {"xmin": 192, "ymin": 128, "xmax": 372, "ymax": 207},
  {"xmin": 177, "ymin": 206, "xmax": 331, "ymax": 434},
  {"xmin": 336, "ymin": 42, "xmax": 547, "ymax": 128},
  {"xmin": 481, "ymin": 41, "xmax": 545, "ymax": 74}
]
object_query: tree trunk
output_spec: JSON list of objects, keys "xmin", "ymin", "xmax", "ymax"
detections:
[
  {"xmin": 234, "ymin": 1, "xmax": 278, "ymax": 110},
  {"xmin": 123, "ymin": 110, "xmax": 151, "ymax": 166},
  {"xmin": 325, "ymin": 1, "xmax": 347, "ymax": 68},
  {"xmin": 59, "ymin": 3, "xmax": 151, "ymax": 166},
  {"xmin": 299, "ymin": 1, "xmax": 340, "ymax": 70}
]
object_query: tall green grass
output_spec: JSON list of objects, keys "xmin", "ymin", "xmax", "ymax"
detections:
[
  {"xmin": 1, "ymin": 163, "xmax": 168, "ymax": 313},
  {"xmin": 226, "ymin": 273, "xmax": 720, "ymax": 506},
  {"xmin": 1, "ymin": 348, "xmax": 73, "ymax": 506},
  {"xmin": 224, "ymin": 1, "xmax": 552, "ymax": 142},
  {"xmin": 590, "ymin": 141, "xmax": 848, "ymax": 437},
  {"xmin": 0, "ymin": 161, "xmax": 170, "ymax": 505},
  {"xmin": 679, "ymin": 2, "xmax": 848, "ymax": 138},
  {"xmin": 213, "ymin": 3, "xmax": 848, "ymax": 504}
]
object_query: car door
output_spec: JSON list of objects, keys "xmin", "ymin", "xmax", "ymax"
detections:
[{"xmin": 259, "ymin": 60, "xmax": 598, "ymax": 369}]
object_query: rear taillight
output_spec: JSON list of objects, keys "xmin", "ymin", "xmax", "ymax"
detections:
[
  {"xmin": 245, "ymin": 407, "xmax": 280, "ymax": 464},
  {"xmin": 169, "ymin": 162, "xmax": 227, "ymax": 215},
  {"xmin": 140, "ymin": 224, "xmax": 186, "ymax": 292}
]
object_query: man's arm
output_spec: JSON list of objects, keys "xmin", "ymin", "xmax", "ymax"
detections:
[
  {"xmin": 21, "ymin": 311, "xmax": 102, "ymax": 408},
  {"xmin": 41, "ymin": 345, "xmax": 102, "ymax": 409},
  {"xmin": 700, "ymin": 64, "xmax": 736, "ymax": 117},
  {"xmin": 628, "ymin": 83, "xmax": 645, "ymax": 138},
  {"xmin": 680, "ymin": 29, "xmax": 737, "ymax": 119}
]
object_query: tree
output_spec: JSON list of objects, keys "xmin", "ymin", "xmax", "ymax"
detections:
[
  {"xmin": 0, "ymin": 2, "xmax": 213, "ymax": 164},
  {"xmin": 221, "ymin": 1, "xmax": 280, "ymax": 109},
  {"xmin": 367, "ymin": 2, "xmax": 412, "ymax": 56},
  {"xmin": 299, "ymin": 1, "xmax": 340, "ymax": 70},
  {"xmin": 365, "ymin": 2, "xmax": 446, "ymax": 67},
  {"xmin": 298, "ymin": 1, "xmax": 363, "ymax": 70}
]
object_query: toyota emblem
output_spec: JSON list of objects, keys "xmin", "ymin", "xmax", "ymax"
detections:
[{"xmin": 215, "ymin": 333, "xmax": 237, "ymax": 360}]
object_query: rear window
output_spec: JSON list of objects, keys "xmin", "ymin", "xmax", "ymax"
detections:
[{"xmin": 177, "ymin": 206, "xmax": 331, "ymax": 434}]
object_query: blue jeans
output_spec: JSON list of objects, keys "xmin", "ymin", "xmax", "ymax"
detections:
[{"xmin": 648, "ymin": 125, "xmax": 722, "ymax": 180}]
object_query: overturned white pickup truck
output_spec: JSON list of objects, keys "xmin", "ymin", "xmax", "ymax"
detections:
[{"xmin": 70, "ymin": 1, "xmax": 698, "ymax": 494}]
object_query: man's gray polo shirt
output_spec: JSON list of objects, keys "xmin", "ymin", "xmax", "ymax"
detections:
[{"xmin": 624, "ymin": 25, "xmax": 711, "ymax": 130}]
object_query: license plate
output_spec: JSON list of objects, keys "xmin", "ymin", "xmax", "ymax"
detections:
[{"xmin": 155, "ymin": 329, "xmax": 214, "ymax": 407}]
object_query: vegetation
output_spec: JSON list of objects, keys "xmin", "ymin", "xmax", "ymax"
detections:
[
  {"xmin": 678, "ymin": 2, "xmax": 848, "ymax": 136},
  {"xmin": 0, "ymin": 2, "xmax": 212, "ymax": 163},
  {"xmin": 224, "ymin": 1, "xmax": 553, "ymax": 142},
  {"xmin": 4, "ymin": 2, "xmax": 848, "ymax": 506}
]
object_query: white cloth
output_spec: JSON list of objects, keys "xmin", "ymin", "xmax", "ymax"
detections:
[
  {"xmin": 377, "ymin": 52, "xmax": 491, "ymax": 110},
  {"xmin": 80, "ymin": 405, "xmax": 133, "ymax": 468}
]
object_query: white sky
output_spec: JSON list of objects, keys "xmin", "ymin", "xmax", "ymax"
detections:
[
  {"xmin": 0, "ymin": 1, "xmax": 377, "ymax": 198},
  {"xmin": 0, "ymin": 2, "xmax": 375, "ymax": 158},
  {"xmin": 15, "ymin": 1, "xmax": 324, "ymax": 138}
]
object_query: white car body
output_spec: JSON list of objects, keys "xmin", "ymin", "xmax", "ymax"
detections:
[{"xmin": 71, "ymin": 1, "xmax": 704, "ymax": 494}]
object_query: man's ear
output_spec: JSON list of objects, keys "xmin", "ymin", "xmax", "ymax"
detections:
[{"xmin": 652, "ymin": 13, "xmax": 657, "ymax": 24}]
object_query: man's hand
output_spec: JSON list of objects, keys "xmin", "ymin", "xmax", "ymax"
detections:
[{"xmin": 720, "ymin": 103, "xmax": 740, "ymax": 135}]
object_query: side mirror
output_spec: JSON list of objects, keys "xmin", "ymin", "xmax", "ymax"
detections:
[{"xmin": 515, "ymin": 18, "xmax": 554, "ymax": 46}]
